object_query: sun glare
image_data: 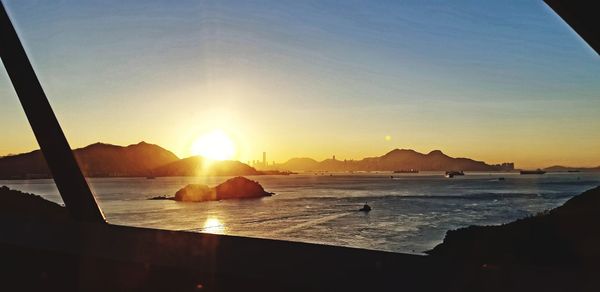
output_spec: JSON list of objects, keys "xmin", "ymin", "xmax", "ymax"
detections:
[
  {"xmin": 191, "ymin": 130, "xmax": 236, "ymax": 161},
  {"xmin": 202, "ymin": 217, "xmax": 225, "ymax": 234}
]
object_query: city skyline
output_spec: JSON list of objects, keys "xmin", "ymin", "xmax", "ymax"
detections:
[{"xmin": 2, "ymin": 141, "xmax": 593, "ymax": 171}]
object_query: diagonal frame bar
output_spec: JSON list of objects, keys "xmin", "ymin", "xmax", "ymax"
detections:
[{"xmin": 0, "ymin": 2, "xmax": 105, "ymax": 223}]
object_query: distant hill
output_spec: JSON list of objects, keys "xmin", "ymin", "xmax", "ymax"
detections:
[
  {"xmin": 544, "ymin": 165, "xmax": 600, "ymax": 172},
  {"xmin": 151, "ymin": 156, "xmax": 261, "ymax": 177},
  {"xmin": 277, "ymin": 158, "xmax": 320, "ymax": 171},
  {"xmin": 0, "ymin": 142, "xmax": 269, "ymax": 179},
  {"xmin": 76, "ymin": 142, "xmax": 179, "ymax": 177},
  {"xmin": 276, "ymin": 149, "xmax": 513, "ymax": 172},
  {"xmin": 0, "ymin": 142, "xmax": 178, "ymax": 179}
]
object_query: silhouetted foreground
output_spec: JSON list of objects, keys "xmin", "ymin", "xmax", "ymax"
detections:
[
  {"xmin": 149, "ymin": 176, "xmax": 272, "ymax": 202},
  {"xmin": 2, "ymin": 185, "xmax": 600, "ymax": 291},
  {"xmin": 428, "ymin": 186, "xmax": 600, "ymax": 268},
  {"xmin": 0, "ymin": 186, "xmax": 69, "ymax": 221}
]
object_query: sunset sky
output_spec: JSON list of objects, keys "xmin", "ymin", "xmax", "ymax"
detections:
[{"xmin": 1, "ymin": 0, "xmax": 599, "ymax": 168}]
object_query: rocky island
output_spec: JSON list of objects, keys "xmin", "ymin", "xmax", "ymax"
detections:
[{"xmin": 149, "ymin": 176, "xmax": 272, "ymax": 202}]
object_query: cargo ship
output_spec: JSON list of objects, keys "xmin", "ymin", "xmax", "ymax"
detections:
[
  {"xmin": 445, "ymin": 171, "xmax": 464, "ymax": 178},
  {"xmin": 520, "ymin": 169, "xmax": 546, "ymax": 175},
  {"xmin": 393, "ymin": 169, "xmax": 419, "ymax": 173}
]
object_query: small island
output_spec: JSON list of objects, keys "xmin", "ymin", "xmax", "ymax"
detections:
[{"xmin": 149, "ymin": 176, "xmax": 273, "ymax": 202}]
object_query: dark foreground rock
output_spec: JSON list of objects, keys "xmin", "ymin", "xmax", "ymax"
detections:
[
  {"xmin": 0, "ymin": 186, "xmax": 69, "ymax": 221},
  {"xmin": 172, "ymin": 176, "xmax": 272, "ymax": 202},
  {"xmin": 427, "ymin": 186, "xmax": 600, "ymax": 266}
]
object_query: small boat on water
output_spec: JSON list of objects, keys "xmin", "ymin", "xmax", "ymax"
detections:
[
  {"xmin": 520, "ymin": 169, "xmax": 546, "ymax": 175},
  {"xmin": 445, "ymin": 171, "xmax": 464, "ymax": 178},
  {"xmin": 393, "ymin": 169, "xmax": 419, "ymax": 174},
  {"xmin": 359, "ymin": 203, "xmax": 371, "ymax": 212}
]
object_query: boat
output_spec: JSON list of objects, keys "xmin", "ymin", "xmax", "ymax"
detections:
[
  {"xmin": 520, "ymin": 169, "xmax": 546, "ymax": 175},
  {"xmin": 393, "ymin": 169, "xmax": 419, "ymax": 173},
  {"xmin": 445, "ymin": 171, "xmax": 464, "ymax": 178},
  {"xmin": 359, "ymin": 203, "xmax": 372, "ymax": 212}
]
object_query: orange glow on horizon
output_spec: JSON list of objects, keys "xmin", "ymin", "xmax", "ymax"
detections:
[{"xmin": 191, "ymin": 130, "xmax": 236, "ymax": 161}]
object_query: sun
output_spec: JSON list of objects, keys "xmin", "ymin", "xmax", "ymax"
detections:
[{"xmin": 191, "ymin": 130, "xmax": 236, "ymax": 161}]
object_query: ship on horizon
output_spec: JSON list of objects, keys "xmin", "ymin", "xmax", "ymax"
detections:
[
  {"xmin": 393, "ymin": 169, "xmax": 419, "ymax": 173},
  {"xmin": 445, "ymin": 170, "xmax": 465, "ymax": 178},
  {"xmin": 520, "ymin": 169, "xmax": 546, "ymax": 175}
]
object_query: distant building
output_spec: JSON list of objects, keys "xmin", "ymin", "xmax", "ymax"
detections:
[
  {"xmin": 493, "ymin": 162, "xmax": 515, "ymax": 171},
  {"xmin": 251, "ymin": 152, "xmax": 269, "ymax": 169}
]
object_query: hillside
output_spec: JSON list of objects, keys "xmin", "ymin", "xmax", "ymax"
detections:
[
  {"xmin": 427, "ymin": 186, "xmax": 600, "ymax": 266},
  {"xmin": 276, "ymin": 149, "xmax": 513, "ymax": 172},
  {"xmin": 277, "ymin": 158, "xmax": 320, "ymax": 171},
  {"xmin": 544, "ymin": 165, "xmax": 600, "ymax": 172},
  {"xmin": 0, "ymin": 142, "xmax": 179, "ymax": 179},
  {"xmin": 151, "ymin": 156, "xmax": 262, "ymax": 177},
  {"xmin": 0, "ymin": 186, "xmax": 69, "ymax": 222}
]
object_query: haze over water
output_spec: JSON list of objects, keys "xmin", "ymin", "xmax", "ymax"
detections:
[{"xmin": 3, "ymin": 172, "xmax": 599, "ymax": 253}]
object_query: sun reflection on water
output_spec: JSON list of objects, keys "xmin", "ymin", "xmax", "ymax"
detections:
[{"xmin": 202, "ymin": 217, "xmax": 226, "ymax": 234}]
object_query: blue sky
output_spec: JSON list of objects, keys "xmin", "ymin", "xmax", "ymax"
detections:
[{"xmin": 1, "ymin": 0, "xmax": 599, "ymax": 167}]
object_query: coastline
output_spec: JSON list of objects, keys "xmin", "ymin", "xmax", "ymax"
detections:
[{"xmin": 428, "ymin": 185, "xmax": 600, "ymax": 266}]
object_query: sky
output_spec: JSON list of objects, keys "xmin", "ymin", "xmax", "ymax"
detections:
[{"xmin": 1, "ymin": 0, "xmax": 599, "ymax": 168}]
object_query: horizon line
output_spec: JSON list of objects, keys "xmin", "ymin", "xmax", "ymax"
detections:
[{"xmin": 2, "ymin": 140, "xmax": 599, "ymax": 170}]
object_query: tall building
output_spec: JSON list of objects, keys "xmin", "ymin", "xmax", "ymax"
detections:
[{"xmin": 263, "ymin": 152, "xmax": 267, "ymax": 167}]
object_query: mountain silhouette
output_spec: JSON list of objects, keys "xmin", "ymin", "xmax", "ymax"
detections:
[
  {"xmin": 278, "ymin": 158, "xmax": 320, "ymax": 171},
  {"xmin": 544, "ymin": 165, "xmax": 600, "ymax": 172},
  {"xmin": 10, "ymin": 143, "xmax": 597, "ymax": 177},
  {"xmin": 0, "ymin": 142, "xmax": 178, "ymax": 179},
  {"xmin": 0, "ymin": 142, "xmax": 265, "ymax": 179},
  {"xmin": 151, "ymin": 156, "xmax": 261, "ymax": 177},
  {"xmin": 277, "ymin": 149, "xmax": 514, "ymax": 171}
]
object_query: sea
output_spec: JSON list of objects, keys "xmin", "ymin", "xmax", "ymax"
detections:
[{"xmin": 2, "ymin": 172, "xmax": 599, "ymax": 254}]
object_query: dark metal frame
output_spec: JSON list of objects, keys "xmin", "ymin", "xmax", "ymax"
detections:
[
  {"xmin": 1, "ymin": 2, "xmax": 599, "ymax": 290},
  {"xmin": 544, "ymin": 0, "xmax": 600, "ymax": 55},
  {"xmin": 0, "ymin": 2, "xmax": 105, "ymax": 223}
]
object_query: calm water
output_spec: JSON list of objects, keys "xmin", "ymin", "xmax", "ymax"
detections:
[{"xmin": 2, "ymin": 172, "xmax": 599, "ymax": 254}]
